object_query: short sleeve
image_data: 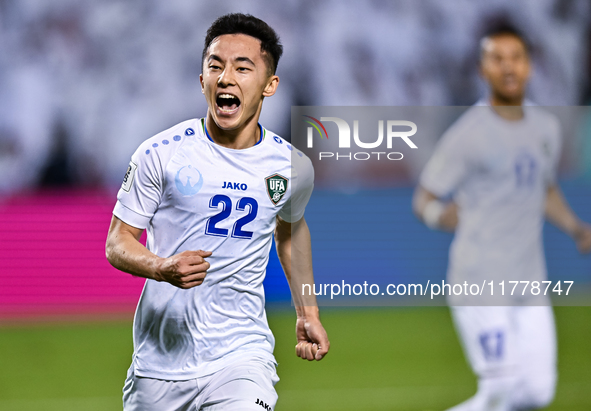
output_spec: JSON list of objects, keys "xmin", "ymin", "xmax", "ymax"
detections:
[
  {"xmin": 278, "ymin": 152, "xmax": 314, "ymax": 223},
  {"xmin": 113, "ymin": 144, "xmax": 164, "ymax": 229},
  {"xmin": 419, "ymin": 122, "xmax": 472, "ymax": 198},
  {"xmin": 545, "ymin": 116, "xmax": 562, "ymax": 186}
]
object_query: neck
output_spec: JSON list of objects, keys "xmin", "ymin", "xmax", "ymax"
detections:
[
  {"xmin": 205, "ymin": 111, "xmax": 261, "ymax": 149},
  {"xmin": 489, "ymin": 93, "xmax": 525, "ymax": 121}
]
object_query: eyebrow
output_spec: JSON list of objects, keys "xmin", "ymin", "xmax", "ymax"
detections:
[
  {"xmin": 235, "ymin": 57, "xmax": 255, "ymax": 66},
  {"xmin": 208, "ymin": 54, "xmax": 255, "ymax": 66}
]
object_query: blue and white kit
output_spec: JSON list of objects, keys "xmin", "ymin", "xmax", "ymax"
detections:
[
  {"xmin": 421, "ymin": 103, "xmax": 561, "ymax": 305},
  {"xmin": 114, "ymin": 118, "xmax": 313, "ymax": 410},
  {"xmin": 420, "ymin": 103, "xmax": 561, "ymax": 410}
]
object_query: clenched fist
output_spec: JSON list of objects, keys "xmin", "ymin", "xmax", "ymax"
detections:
[
  {"xmin": 155, "ymin": 250, "xmax": 212, "ymax": 289},
  {"xmin": 295, "ymin": 316, "xmax": 330, "ymax": 361}
]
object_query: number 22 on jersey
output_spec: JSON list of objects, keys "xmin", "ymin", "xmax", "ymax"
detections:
[{"xmin": 205, "ymin": 195, "xmax": 259, "ymax": 240}]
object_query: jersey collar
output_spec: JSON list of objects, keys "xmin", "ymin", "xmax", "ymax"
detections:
[{"xmin": 201, "ymin": 118, "xmax": 265, "ymax": 147}]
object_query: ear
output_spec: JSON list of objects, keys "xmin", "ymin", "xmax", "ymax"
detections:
[
  {"xmin": 200, "ymin": 73, "xmax": 205, "ymax": 94},
  {"xmin": 262, "ymin": 75, "xmax": 280, "ymax": 98}
]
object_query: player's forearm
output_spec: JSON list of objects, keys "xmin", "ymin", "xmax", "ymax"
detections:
[
  {"xmin": 106, "ymin": 236, "xmax": 163, "ymax": 280},
  {"xmin": 275, "ymin": 217, "xmax": 320, "ymax": 316},
  {"xmin": 545, "ymin": 185, "xmax": 582, "ymax": 238},
  {"xmin": 413, "ymin": 186, "xmax": 458, "ymax": 231},
  {"xmin": 289, "ymin": 222, "xmax": 319, "ymax": 315},
  {"xmin": 105, "ymin": 219, "xmax": 163, "ymax": 281},
  {"xmin": 412, "ymin": 185, "xmax": 436, "ymax": 218}
]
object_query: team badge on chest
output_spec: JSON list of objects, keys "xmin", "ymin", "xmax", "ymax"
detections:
[{"xmin": 265, "ymin": 174, "xmax": 288, "ymax": 205}]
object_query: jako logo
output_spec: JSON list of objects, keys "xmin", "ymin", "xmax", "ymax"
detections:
[
  {"xmin": 305, "ymin": 117, "xmax": 417, "ymax": 149},
  {"xmin": 255, "ymin": 398, "xmax": 272, "ymax": 410}
]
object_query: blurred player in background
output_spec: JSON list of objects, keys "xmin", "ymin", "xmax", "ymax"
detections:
[
  {"xmin": 106, "ymin": 13, "xmax": 329, "ymax": 411},
  {"xmin": 413, "ymin": 24, "xmax": 591, "ymax": 411}
]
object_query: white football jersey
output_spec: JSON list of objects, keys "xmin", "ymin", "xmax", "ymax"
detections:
[
  {"xmin": 420, "ymin": 104, "xmax": 561, "ymax": 304},
  {"xmin": 113, "ymin": 118, "xmax": 314, "ymax": 380}
]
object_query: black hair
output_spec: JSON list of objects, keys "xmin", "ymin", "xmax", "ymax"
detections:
[
  {"xmin": 479, "ymin": 19, "xmax": 531, "ymax": 58},
  {"xmin": 202, "ymin": 13, "xmax": 283, "ymax": 75}
]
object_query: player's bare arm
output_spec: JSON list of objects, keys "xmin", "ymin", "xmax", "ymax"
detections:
[
  {"xmin": 412, "ymin": 185, "xmax": 458, "ymax": 232},
  {"xmin": 275, "ymin": 215, "xmax": 330, "ymax": 361},
  {"xmin": 106, "ymin": 215, "xmax": 212, "ymax": 289},
  {"xmin": 545, "ymin": 185, "xmax": 591, "ymax": 254}
]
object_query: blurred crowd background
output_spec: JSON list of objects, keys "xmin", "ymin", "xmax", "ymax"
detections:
[{"xmin": 1, "ymin": 0, "xmax": 591, "ymax": 194}]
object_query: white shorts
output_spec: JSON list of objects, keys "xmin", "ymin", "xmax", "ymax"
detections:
[
  {"xmin": 122, "ymin": 357, "xmax": 279, "ymax": 411},
  {"xmin": 451, "ymin": 305, "xmax": 556, "ymax": 388}
]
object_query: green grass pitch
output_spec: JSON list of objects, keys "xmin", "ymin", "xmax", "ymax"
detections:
[{"xmin": 0, "ymin": 307, "xmax": 589, "ymax": 410}]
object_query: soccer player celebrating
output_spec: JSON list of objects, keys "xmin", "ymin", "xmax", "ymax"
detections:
[
  {"xmin": 106, "ymin": 13, "xmax": 329, "ymax": 411},
  {"xmin": 413, "ymin": 24, "xmax": 591, "ymax": 411}
]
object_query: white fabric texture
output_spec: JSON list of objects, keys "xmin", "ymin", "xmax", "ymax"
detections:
[
  {"xmin": 122, "ymin": 357, "xmax": 279, "ymax": 411},
  {"xmin": 449, "ymin": 306, "xmax": 557, "ymax": 411},
  {"xmin": 114, "ymin": 118, "xmax": 314, "ymax": 380},
  {"xmin": 420, "ymin": 105, "xmax": 561, "ymax": 305}
]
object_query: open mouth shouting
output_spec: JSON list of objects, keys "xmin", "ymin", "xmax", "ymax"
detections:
[{"xmin": 216, "ymin": 93, "xmax": 241, "ymax": 115}]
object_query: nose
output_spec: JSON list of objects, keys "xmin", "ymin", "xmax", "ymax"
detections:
[
  {"xmin": 499, "ymin": 57, "xmax": 517, "ymax": 73},
  {"xmin": 218, "ymin": 68, "xmax": 235, "ymax": 87}
]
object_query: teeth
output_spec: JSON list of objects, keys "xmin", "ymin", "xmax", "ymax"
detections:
[{"xmin": 219, "ymin": 94, "xmax": 237, "ymax": 99}]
